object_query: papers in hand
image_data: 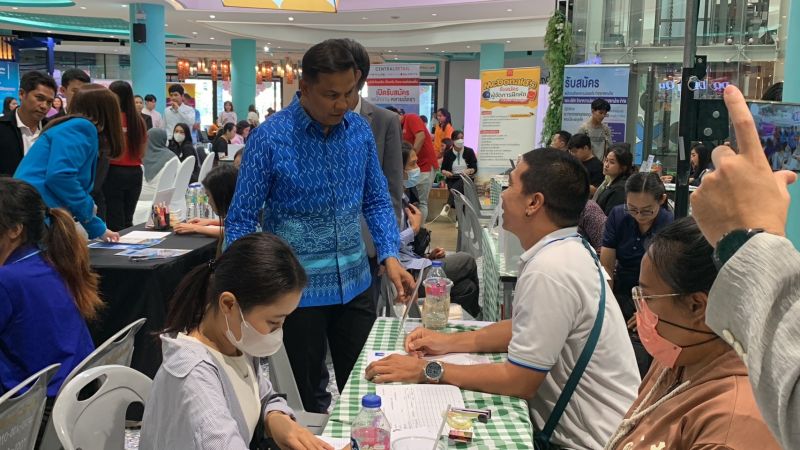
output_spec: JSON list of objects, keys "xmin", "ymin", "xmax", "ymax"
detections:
[
  {"xmin": 376, "ymin": 384, "xmax": 465, "ymax": 441},
  {"xmin": 117, "ymin": 231, "xmax": 172, "ymax": 244}
]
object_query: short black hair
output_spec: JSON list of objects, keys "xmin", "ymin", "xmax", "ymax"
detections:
[
  {"xmin": 144, "ymin": 94, "xmax": 157, "ymax": 102},
  {"xmin": 555, "ymin": 130, "xmax": 572, "ymax": 143},
  {"xmin": 134, "ymin": 94, "xmax": 143, "ymax": 101},
  {"xmin": 236, "ymin": 120, "xmax": 250, "ymax": 135},
  {"xmin": 301, "ymin": 39, "xmax": 357, "ymax": 84},
  {"xmin": 385, "ymin": 106, "xmax": 400, "ymax": 114},
  {"xmin": 625, "ymin": 172, "xmax": 668, "ymax": 209},
  {"xmin": 60, "ymin": 68, "xmax": 90, "ymax": 89},
  {"xmin": 20, "ymin": 70, "xmax": 57, "ymax": 94},
  {"xmin": 762, "ymin": 82, "xmax": 783, "ymax": 102},
  {"xmin": 222, "ymin": 122, "xmax": 235, "ymax": 134},
  {"xmin": 420, "ymin": 115, "xmax": 428, "ymax": 124},
  {"xmin": 168, "ymin": 84, "xmax": 185, "ymax": 95},
  {"xmin": 591, "ymin": 98, "xmax": 611, "ymax": 112},
  {"xmin": 336, "ymin": 38, "xmax": 369, "ymax": 89},
  {"xmin": 520, "ymin": 148, "xmax": 589, "ymax": 227},
  {"xmin": 567, "ymin": 133, "xmax": 591, "ymax": 150}
]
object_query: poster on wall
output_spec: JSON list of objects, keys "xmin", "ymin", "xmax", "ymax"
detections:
[
  {"xmin": 477, "ymin": 67, "xmax": 540, "ymax": 181},
  {"xmin": 367, "ymin": 63, "xmax": 420, "ymax": 115},
  {"xmin": 0, "ymin": 61, "xmax": 19, "ymax": 100},
  {"xmin": 561, "ymin": 64, "xmax": 630, "ymax": 152}
]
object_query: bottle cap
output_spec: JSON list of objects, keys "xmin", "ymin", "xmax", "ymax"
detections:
[
  {"xmin": 432, "ymin": 261, "xmax": 443, "ymax": 267},
  {"xmin": 362, "ymin": 394, "xmax": 381, "ymax": 408}
]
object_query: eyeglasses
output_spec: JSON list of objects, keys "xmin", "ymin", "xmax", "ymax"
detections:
[
  {"xmin": 624, "ymin": 205, "xmax": 657, "ymax": 218},
  {"xmin": 631, "ymin": 286, "xmax": 681, "ymax": 311}
]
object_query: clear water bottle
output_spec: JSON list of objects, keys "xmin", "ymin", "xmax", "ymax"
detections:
[
  {"xmin": 423, "ymin": 261, "xmax": 453, "ymax": 330},
  {"xmin": 350, "ymin": 394, "xmax": 391, "ymax": 450},
  {"xmin": 427, "ymin": 261, "xmax": 447, "ymax": 280},
  {"xmin": 185, "ymin": 187, "xmax": 194, "ymax": 220}
]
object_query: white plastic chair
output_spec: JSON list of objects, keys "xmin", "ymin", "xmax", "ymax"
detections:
[
  {"xmin": 267, "ymin": 347, "xmax": 329, "ymax": 435},
  {"xmin": 133, "ymin": 158, "xmax": 179, "ymax": 225},
  {"xmin": 197, "ymin": 149, "xmax": 215, "ymax": 184},
  {"xmin": 452, "ymin": 190, "xmax": 483, "ymax": 258},
  {"xmin": 52, "ymin": 365, "xmax": 151, "ymax": 450},
  {"xmin": 169, "ymin": 155, "xmax": 196, "ymax": 221},
  {"xmin": 0, "ymin": 364, "xmax": 60, "ymax": 450},
  {"xmin": 38, "ymin": 318, "xmax": 147, "ymax": 450}
]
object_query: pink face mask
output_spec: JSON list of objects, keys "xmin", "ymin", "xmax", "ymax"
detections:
[{"xmin": 634, "ymin": 290, "xmax": 719, "ymax": 369}]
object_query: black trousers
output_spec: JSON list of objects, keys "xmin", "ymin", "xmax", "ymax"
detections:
[
  {"xmin": 103, "ymin": 165, "xmax": 143, "ymax": 232},
  {"xmin": 282, "ymin": 289, "xmax": 376, "ymax": 414}
]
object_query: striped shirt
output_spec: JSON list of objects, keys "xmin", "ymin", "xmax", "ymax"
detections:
[{"xmin": 225, "ymin": 94, "xmax": 400, "ymax": 307}]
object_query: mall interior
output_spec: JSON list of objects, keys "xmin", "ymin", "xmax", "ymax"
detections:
[{"xmin": 1, "ymin": 1, "xmax": 799, "ymax": 450}]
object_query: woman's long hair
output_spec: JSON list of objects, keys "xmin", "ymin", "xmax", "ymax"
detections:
[
  {"xmin": 0, "ymin": 178, "xmax": 103, "ymax": 320},
  {"xmin": 109, "ymin": 80, "xmax": 146, "ymax": 160},
  {"xmin": 436, "ymin": 108, "xmax": 452, "ymax": 130}
]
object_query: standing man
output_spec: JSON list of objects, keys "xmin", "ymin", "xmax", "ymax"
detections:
[
  {"xmin": 164, "ymin": 84, "xmax": 196, "ymax": 140},
  {"xmin": 54, "ymin": 68, "xmax": 90, "ymax": 118},
  {"xmin": 134, "ymin": 95, "xmax": 153, "ymax": 130},
  {"xmin": 225, "ymin": 39, "xmax": 414, "ymax": 414},
  {"xmin": 401, "ymin": 112, "xmax": 438, "ymax": 220},
  {"xmin": 577, "ymin": 98, "xmax": 613, "ymax": 160},
  {"xmin": 568, "ymin": 133, "xmax": 605, "ymax": 194},
  {"xmin": 0, "ymin": 71, "xmax": 56, "ymax": 175},
  {"xmin": 142, "ymin": 94, "xmax": 164, "ymax": 129}
]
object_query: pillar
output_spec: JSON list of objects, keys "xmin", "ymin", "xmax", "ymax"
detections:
[
  {"xmin": 480, "ymin": 43, "xmax": 505, "ymax": 72},
  {"xmin": 231, "ymin": 39, "xmax": 256, "ymax": 121},
  {"xmin": 129, "ymin": 3, "xmax": 165, "ymax": 115},
  {"xmin": 783, "ymin": 0, "xmax": 800, "ymax": 249}
]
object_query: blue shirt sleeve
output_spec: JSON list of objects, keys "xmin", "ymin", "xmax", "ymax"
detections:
[
  {"xmin": 360, "ymin": 128, "xmax": 400, "ymax": 263},
  {"xmin": 602, "ymin": 205, "xmax": 623, "ymax": 249},
  {"xmin": 0, "ymin": 283, "xmax": 11, "ymax": 334},
  {"xmin": 44, "ymin": 120, "xmax": 107, "ymax": 239},
  {"xmin": 225, "ymin": 126, "xmax": 271, "ymax": 247}
]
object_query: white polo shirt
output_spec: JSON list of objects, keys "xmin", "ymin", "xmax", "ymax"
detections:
[
  {"xmin": 164, "ymin": 103, "xmax": 196, "ymax": 139},
  {"xmin": 508, "ymin": 227, "xmax": 640, "ymax": 450}
]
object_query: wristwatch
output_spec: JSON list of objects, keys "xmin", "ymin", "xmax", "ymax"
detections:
[
  {"xmin": 713, "ymin": 228, "xmax": 765, "ymax": 270},
  {"xmin": 424, "ymin": 361, "xmax": 444, "ymax": 384}
]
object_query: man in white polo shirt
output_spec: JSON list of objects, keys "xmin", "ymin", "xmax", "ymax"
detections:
[{"xmin": 365, "ymin": 148, "xmax": 640, "ymax": 449}]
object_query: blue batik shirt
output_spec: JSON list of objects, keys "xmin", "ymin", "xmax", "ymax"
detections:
[{"xmin": 225, "ymin": 94, "xmax": 400, "ymax": 308}]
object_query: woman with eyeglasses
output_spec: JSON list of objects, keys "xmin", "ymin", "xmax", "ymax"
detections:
[
  {"xmin": 604, "ymin": 217, "xmax": 780, "ymax": 450},
  {"xmin": 600, "ymin": 172, "xmax": 674, "ymax": 322}
]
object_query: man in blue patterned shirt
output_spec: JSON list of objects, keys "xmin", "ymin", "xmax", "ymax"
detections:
[{"xmin": 225, "ymin": 40, "xmax": 414, "ymax": 413}]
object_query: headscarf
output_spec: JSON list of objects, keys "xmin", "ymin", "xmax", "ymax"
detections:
[{"xmin": 143, "ymin": 128, "xmax": 176, "ymax": 182}]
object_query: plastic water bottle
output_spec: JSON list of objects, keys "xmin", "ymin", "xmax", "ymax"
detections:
[
  {"xmin": 185, "ymin": 188, "xmax": 194, "ymax": 220},
  {"xmin": 351, "ymin": 394, "xmax": 391, "ymax": 450},
  {"xmin": 423, "ymin": 261, "xmax": 453, "ymax": 330},
  {"xmin": 427, "ymin": 261, "xmax": 447, "ymax": 280}
]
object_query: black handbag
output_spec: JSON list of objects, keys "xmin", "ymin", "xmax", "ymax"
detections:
[{"xmin": 412, "ymin": 227, "xmax": 431, "ymax": 256}]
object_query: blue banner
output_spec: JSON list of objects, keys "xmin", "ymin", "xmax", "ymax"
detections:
[
  {"xmin": 0, "ymin": 61, "xmax": 19, "ymax": 101},
  {"xmin": 561, "ymin": 65, "xmax": 632, "ymax": 161}
]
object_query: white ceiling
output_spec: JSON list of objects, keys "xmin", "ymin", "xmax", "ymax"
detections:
[{"xmin": 5, "ymin": 0, "xmax": 553, "ymax": 58}]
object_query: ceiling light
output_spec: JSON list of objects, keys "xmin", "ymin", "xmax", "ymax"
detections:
[
  {"xmin": 506, "ymin": 8, "xmax": 512, "ymax": 12},
  {"xmin": 12, "ymin": 6, "xmax": 18, "ymax": 9},
  {"xmin": 506, "ymin": 40, "xmax": 511, "ymax": 43},
  {"xmin": 267, "ymin": 42, "xmax": 271, "ymax": 45},
  {"xmin": 209, "ymin": 37, "xmax": 215, "ymax": 40},
  {"xmin": 288, "ymin": 16, "xmax": 294, "ymax": 21},
  {"xmin": 387, "ymin": 50, "xmax": 393, "ymax": 53},
  {"xmin": 361, "ymin": 17, "xmax": 368, "ymax": 20},
  {"xmin": 425, "ymin": 47, "xmax": 429, "ymax": 50},
  {"xmin": 209, "ymin": 15, "xmax": 215, "ymax": 19},
  {"xmin": 431, "ymin": 13, "xmax": 437, "ymax": 16},
  {"xmin": 440, "ymin": 50, "xmax": 445, "ymax": 53},
  {"xmin": 466, "ymin": 45, "xmax": 471, "ymax": 49},
  {"xmin": 165, "ymin": 23, "xmax": 168, "ymax": 27},
  {"xmin": 121, "ymin": 4, "xmax": 128, "ymax": 7},
  {"xmin": 264, "ymin": 46, "xmax": 269, "ymax": 52},
  {"xmin": 80, "ymin": 6, "xmax": 86, "ymax": 9},
  {"xmin": 46, "ymin": 30, "xmax": 52, "ymax": 33},
  {"xmin": 192, "ymin": 31, "xmax": 198, "ymax": 35},
  {"xmin": 277, "ymin": 46, "xmax": 282, "ymax": 49}
]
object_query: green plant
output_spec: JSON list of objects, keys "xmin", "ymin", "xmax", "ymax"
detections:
[{"xmin": 541, "ymin": 10, "xmax": 574, "ymax": 147}]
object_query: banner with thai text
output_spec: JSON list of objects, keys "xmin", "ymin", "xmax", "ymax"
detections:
[{"xmin": 367, "ymin": 63, "xmax": 420, "ymax": 115}]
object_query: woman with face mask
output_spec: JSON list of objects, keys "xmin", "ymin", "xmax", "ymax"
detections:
[
  {"xmin": 604, "ymin": 218, "xmax": 780, "ymax": 450},
  {"xmin": 140, "ymin": 233, "xmax": 333, "ymax": 450},
  {"xmin": 440, "ymin": 130, "xmax": 478, "ymax": 210},
  {"xmin": 169, "ymin": 122, "xmax": 202, "ymax": 182}
]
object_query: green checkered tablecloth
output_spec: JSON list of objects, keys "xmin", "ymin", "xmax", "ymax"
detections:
[{"xmin": 323, "ymin": 318, "xmax": 534, "ymax": 449}]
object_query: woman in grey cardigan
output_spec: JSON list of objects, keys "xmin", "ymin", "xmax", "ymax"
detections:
[{"xmin": 139, "ymin": 233, "xmax": 332, "ymax": 450}]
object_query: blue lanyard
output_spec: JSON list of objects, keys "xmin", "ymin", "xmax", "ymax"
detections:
[{"xmin": 10, "ymin": 249, "xmax": 41, "ymax": 265}]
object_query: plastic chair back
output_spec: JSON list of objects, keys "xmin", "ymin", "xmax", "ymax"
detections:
[
  {"xmin": 0, "ymin": 364, "xmax": 59, "ymax": 450},
  {"xmin": 197, "ymin": 149, "xmax": 216, "ymax": 185},
  {"xmin": 38, "ymin": 318, "xmax": 146, "ymax": 450},
  {"xmin": 52, "ymin": 365, "xmax": 151, "ymax": 450},
  {"xmin": 170, "ymin": 156, "xmax": 196, "ymax": 221},
  {"xmin": 459, "ymin": 174, "xmax": 490, "ymax": 216},
  {"xmin": 267, "ymin": 347, "xmax": 329, "ymax": 434},
  {"xmin": 452, "ymin": 190, "xmax": 483, "ymax": 258},
  {"xmin": 134, "ymin": 158, "xmax": 179, "ymax": 225}
]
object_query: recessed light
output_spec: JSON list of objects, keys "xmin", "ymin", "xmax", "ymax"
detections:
[
  {"xmin": 165, "ymin": 23, "xmax": 168, "ymax": 27},
  {"xmin": 431, "ymin": 13, "xmax": 437, "ymax": 16},
  {"xmin": 425, "ymin": 47, "xmax": 429, "ymax": 50},
  {"xmin": 209, "ymin": 15, "xmax": 215, "ymax": 19},
  {"xmin": 192, "ymin": 31, "xmax": 198, "ymax": 35},
  {"xmin": 506, "ymin": 8, "xmax": 513, "ymax": 12},
  {"xmin": 46, "ymin": 30, "xmax": 52, "ymax": 33},
  {"xmin": 121, "ymin": 4, "xmax": 128, "ymax": 7},
  {"xmin": 267, "ymin": 42, "xmax": 271, "ymax": 45},
  {"xmin": 506, "ymin": 40, "xmax": 511, "ymax": 43},
  {"xmin": 288, "ymin": 16, "xmax": 294, "ymax": 21},
  {"xmin": 440, "ymin": 50, "xmax": 445, "ymax": 53},
  {"xmin": 264, "ymin": 46, "xmax": 269, "ymax": 52},
  {"xmin": 209, "ymin": 37, "xmax": 215, "ymax": 40},
  {"xmin": 80, "ymin": 6, "xmax": 86, "ymax": 9},
  {"xmin": 277, "ymin": 46, "xmax": 282, "ymax": 49},
  {"xmin": 361, "ymin": 17, "xmax": 368, "ymax": 20},
  {"xmin": 12, "ymin": 6, "xmax": 18, "ymax": 9},
  {"xmin": 387, "ymin": 50, "xmax": 393, "ymax": 53},
  {"xmin": 466, "ymin": 45, "xmax": 471, "ymax": 49}
]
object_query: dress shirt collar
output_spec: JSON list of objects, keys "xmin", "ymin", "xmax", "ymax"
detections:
[
  {"xmin": 15, "ymin": 109, "xmax": 41, "ymax": 134},
  {"xmin": 290, "ymin": 92, "xmax": 352, "ymax": 135},
  {"xmin": 520, "ymin": 227, "xmax": 581, "ymax": 264}
]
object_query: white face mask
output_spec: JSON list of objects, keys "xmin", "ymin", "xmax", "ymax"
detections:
[
  {"xmin": 174, "ymin": 132, "xmax": 186, "ymax": 143},
  {"xmin": 224, "ymin": 305, "xmax": 284, "ymax": 357},
  {"xmin": 454, "ymin": 139, "xmax": 465, "ymax": 148}
]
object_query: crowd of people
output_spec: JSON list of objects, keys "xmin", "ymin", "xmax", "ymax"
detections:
[{"xmin": 0, "ymin": 36, "xmax": 799, "ymax": 450}]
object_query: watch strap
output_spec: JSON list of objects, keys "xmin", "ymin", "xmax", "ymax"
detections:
[{"xmin": 713, "ymin": 228, "xmax": 764, "ymax": 270}]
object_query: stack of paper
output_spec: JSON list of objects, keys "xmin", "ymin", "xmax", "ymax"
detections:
[
  {"xmin": 376, "ymin": 384, "xmax": 465, "ymax": 441},
  {"xmin": 117, "ymin": 231, "xmax": 172, "ymax": 244}
]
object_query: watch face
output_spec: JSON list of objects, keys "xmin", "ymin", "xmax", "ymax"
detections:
[{"xmin": 425, "ymin": 362, "xmax": 443, "ymax": 379}]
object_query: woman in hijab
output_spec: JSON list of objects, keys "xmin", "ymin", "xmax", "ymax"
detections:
[{"xmin": 141, "ymin": 128, "xmax": 178, "ymax": 199}]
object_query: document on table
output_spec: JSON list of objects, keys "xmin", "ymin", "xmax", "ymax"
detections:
[
  {"xmin": 366, "ymin": 351, "xmax": 490, "ymax": 366},
  {"xmin": 117, "ymin": 230, "xmax": 172, "ymax": 244},
  {"xmin": 376, "ymin": 384, "xmax": 465, "ymax": 439}
]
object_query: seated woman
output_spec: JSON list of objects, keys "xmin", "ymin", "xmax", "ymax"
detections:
[
  {"xmin": 174, "ymin": 164, "xmax": 238, "ymax": 239},
  {"xmin": 601, "ymin": 172, "xmax": 674, "ymax": 322},
  {"xmin": 232, "ymin": 120, "xmax": 251, "ymax": 145},
  {"xmin": 689, "ymin": 143, "xmax": 713, "ymax": 186},
  {"xmin": 15, "ymin": 84, "xmax": 123, "ymax": 242},
  {"xmin": 441, "ymin": 130, "xmax": 478, "ymax": 209},
  {"xmin": 401, "ymin": 144, "xmax": 480, "ymax": 317},
  {"xmin": 169, "ymin": 122, "xmax": 201, "ymax": 182},
  {"xmin": 594, "ymin": 143, "xmax": 633, "ymax": 215},
  {"xmin": 141, "ymin": 128, "xmax": 179, "ymax": 200},
  {"xmin": 139, "ymin": 233, "xmax": 329, "ymax": 450},
  {"xmin": 211, "ymin": 122, "xmax": 236, "ymax": 163},
  {"xmin": 605, "ymin": 218, "xmax": 781, "ymax": 450},
  {"xmin": 0, "ymin": 179, "xmax": 102, "ymax": 435}
]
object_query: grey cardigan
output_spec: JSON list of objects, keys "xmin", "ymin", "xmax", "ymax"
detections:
[
  {"xmin": 706, "ymin": 233, "xmax": 800, "ymax": 450},
  {"xmin": 139, "ymin": 333, "xmax": 295, "ymax": 450}
]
